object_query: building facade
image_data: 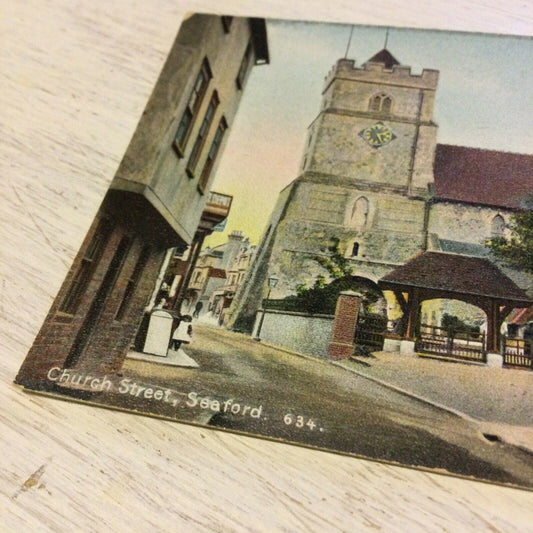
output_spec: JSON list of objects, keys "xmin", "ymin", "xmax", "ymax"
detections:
[
  {"xmin": 17, "ymin": 15, "xmax": 268, "ymax": 387},
  {"xmin": 178, "ymin": 230, "xmax": 256, "ymax": 323},
  {"xmin": 229, "ymin": 50, "xmax": 533, "ymax": 335},
  {"xmin": 210, "ymin": 240, "xmax": 257, "ymax": 325}
]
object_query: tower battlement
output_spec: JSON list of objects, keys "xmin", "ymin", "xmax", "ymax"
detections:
[{"xmin": 323, "ymin": 58, "xmax": 439, "ymax": 92}]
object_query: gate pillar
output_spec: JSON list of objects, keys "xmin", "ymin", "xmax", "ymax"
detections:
[{"xmin": 327, "ymin": 291, "xmax": 362, "ymax": 360}]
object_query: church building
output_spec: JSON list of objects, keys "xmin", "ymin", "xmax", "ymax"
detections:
[{"xmin": 229, "ymin": 50, "xmax": 533, "ymax": 344}]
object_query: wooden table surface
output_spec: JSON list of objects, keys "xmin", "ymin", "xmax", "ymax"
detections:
[{"xmin": 1, "ymin": 1, "xmax": 532, "ymax": 531}]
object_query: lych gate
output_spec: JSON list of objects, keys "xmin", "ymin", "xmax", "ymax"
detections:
[{"xmin": 378, "ymin": 252, "xmax": 533, "ymax": 362}]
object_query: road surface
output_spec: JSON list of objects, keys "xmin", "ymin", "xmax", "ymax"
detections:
[{"xmin": 112, "ymin": 325, "xmax": 533, "ymax": 488}]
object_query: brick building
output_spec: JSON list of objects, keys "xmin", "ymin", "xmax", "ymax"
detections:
[{"xmin": 16, "ymin": 14, "xmax": 269, "ymax": 388}]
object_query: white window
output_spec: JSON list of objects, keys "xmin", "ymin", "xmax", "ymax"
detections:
[
  {"xmin": 350, "ymin": 196, "xmax": 370, "ymax": 229},
  {"xmin": 491, "ymin": 214, "xmax": 505, "ymax": 236}
]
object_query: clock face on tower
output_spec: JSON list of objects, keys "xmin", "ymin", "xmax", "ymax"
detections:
[{"xmin": 359, "ymin": 122, "xmax": 397, "ymax": 148}]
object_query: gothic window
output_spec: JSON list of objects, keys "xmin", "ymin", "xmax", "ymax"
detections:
[
  {"xmin": 369, "ymin": 93, "xmax": 393, "ymax": 113},
  {"xmin": 174, "ymin": 58, "xmax": 212, "ymax": 155},
  {"xmin": 491, "ymin": 214, "xmax": 505, "ymax": 236},
  {"xmin": 350, "ymin": 196, "xmax": 370, "ymax": 228}
]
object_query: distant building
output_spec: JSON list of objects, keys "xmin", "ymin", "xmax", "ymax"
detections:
[
  {"xmin": 210, "ymin": 242, "xmax": 257, "ymax": 325},
  {"xmin": 180, "ymin": 230, "xmax": 255, "ymax": 321},
  {"xmin": 186, "ymin": 265, "xmax": 227, "ymax": 308},
  {"xmin": 17, "ymin": 15, "xmax": 269, "ymax": 386},
  {"xmin": 230, "ymin": 51, "xmax": 533, "ymax": 339},
  {"xmin": 165, "ymin": 191, "xmax": 233, "ymax": 310}
]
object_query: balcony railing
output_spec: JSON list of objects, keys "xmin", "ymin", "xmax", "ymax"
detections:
[{"xmin": 207, "ymin": 191, "xmax": 232, "ymax": 209}]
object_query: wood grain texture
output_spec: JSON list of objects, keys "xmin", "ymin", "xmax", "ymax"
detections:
[{"xmin": 1, "ymin": 1, "xmax": 532, "ymax": 531}]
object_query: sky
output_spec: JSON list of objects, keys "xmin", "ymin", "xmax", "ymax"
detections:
[{"xmin": 204, "ymin": 20, "xmax": 533, "ymax": 248}]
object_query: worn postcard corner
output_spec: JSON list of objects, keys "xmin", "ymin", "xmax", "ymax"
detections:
[{"xmin": 16, "ymin": 13, "xmax": 533, "ymax": 489}]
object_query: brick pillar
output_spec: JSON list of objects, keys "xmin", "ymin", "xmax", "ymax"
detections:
[{"xmin": 327, "ymin": 291, "xmax": 362, "ymax": 360}]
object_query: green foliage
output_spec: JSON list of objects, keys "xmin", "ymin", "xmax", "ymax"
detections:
[
  {"xmin": 266, "ymin": 238, "xmax": 382, "ymax": 315},
  {"xmin": 315, "ymin": 239, "xmax": 354, "ymax": 279},
  {"xmin": 267, "ymin": 277, "xmax": 353, "ymax": 315},
  {"xmin": 487, "ymin": 211, "xmax": 533, "ymax": 274},
  {"xmin": 441, "ymin": 313, "xmax": 480, "ymax": 336}
]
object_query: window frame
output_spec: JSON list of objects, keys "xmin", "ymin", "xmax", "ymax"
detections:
[
  {"xmin": 58, "ymin": 219, "xmax": 113, "ymax": 316},
  {"xmin": 350, "ymin": 196, "xmax": 370, "ymax": 228},
  {"xmin": 491, "ymin": 214, "xmax": 505, "ymax": 237},
  {"xmin": 174, "ymin": 58, "xmax": 212, "ymax": 156},
  {"xmin": 186, "ymin": 90, "xmax": 220, "ymax": 177},
  {"xmin": 198, "ymin": 116, "xmax": 228, "ymax": 193},
  {"xmin": 369, "ymin": 93, "xmax": 393, "ymax": 114}
]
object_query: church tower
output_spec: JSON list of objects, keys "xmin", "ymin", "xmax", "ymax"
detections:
[
  {"xmin": 304, "ymin": 51, "xmax": 438, "ymax": 194},
  {"xmin": 229, "ymin": 51, "xmax": 440, "ymax": 330}
]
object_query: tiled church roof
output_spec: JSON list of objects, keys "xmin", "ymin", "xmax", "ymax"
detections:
[
  {"xmin": 508, "ymin": 306, "xmax": 533, "ymax": 325},
  {"xmin": 379, "ymin": 251, "xmax": 532, "ymax": 305},
  {"xmin": 433, "ymin": 144, "xmax": 533, "ymax": 210}
]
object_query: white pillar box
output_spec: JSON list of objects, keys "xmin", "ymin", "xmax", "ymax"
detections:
[{"xmin": 143, "ymin": 310, "xmax": 174, "ymax": 356}]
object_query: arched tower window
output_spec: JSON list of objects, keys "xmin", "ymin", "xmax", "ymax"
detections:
[
  {"xmin": 369, "ymin": 93, "xmax": 393, "ymax": 113},
  {"xmin": 350, "ymin": 196, "xmax": 370, "ymax": 228},
  {"xmin": 491, "ymin": 214, "xmax": 505, "ymax": 236},
  {"xmin": 351, "ymin": 242, "xmax": 360, "ymax": 257}
]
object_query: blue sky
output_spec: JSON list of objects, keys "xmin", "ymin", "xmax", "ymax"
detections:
[{"xmin": 205, "ymin": 20, "xmax": 533, "ymax": 247}]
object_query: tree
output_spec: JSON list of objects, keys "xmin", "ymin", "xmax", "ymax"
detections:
[
  {"xmin": 315, "ymin": 238, "xmax": 354, "ymax": 280},
  {"xmin": 487, "ymin": 210, "xmax": 533, "ymax": 274},
  {"xmin": 271, "ymin": 239, "xmax": 382, "ymax": 314}
]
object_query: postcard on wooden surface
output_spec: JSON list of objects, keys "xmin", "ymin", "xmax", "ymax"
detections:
[{"xmin": 15, "ymin": 13, "xmax": 533, "ymax": 489}]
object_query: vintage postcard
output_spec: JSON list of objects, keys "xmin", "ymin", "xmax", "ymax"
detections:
[{"xmin": 15, "ymin": 14, "xmax": 533, "ymax": 489}]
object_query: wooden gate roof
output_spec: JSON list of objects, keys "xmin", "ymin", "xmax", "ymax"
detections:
[{"xmin": 379, "ymin": 251, "xmax": 532, "ymax": 307}]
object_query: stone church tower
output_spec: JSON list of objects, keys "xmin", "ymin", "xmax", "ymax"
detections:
[{"xmin": 229, "ymin": 50, "xmax": 440, "ymax": 330}]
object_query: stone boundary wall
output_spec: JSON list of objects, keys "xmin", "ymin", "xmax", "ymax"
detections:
[{"xmin": 252, "ymin": 309, "xmax": 334, "ymax": 359}]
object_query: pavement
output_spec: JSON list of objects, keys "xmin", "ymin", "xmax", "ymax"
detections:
[
  {"xmin": 337, "ymin": 351, "xmax": 533, "ymax": 454},
  {"xmin": 127, "ymin": 347, "xmax": 199, "ymax": 368}
]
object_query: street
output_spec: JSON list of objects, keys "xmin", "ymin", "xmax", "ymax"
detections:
[{"xmin": 113, "ymin": 325, "xmax": 533, "ymax": 488}]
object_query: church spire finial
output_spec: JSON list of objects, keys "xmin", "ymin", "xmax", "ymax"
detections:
[{"xmin": 384, "ymin": 28, "xmax": 390, "ymax": 49}]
